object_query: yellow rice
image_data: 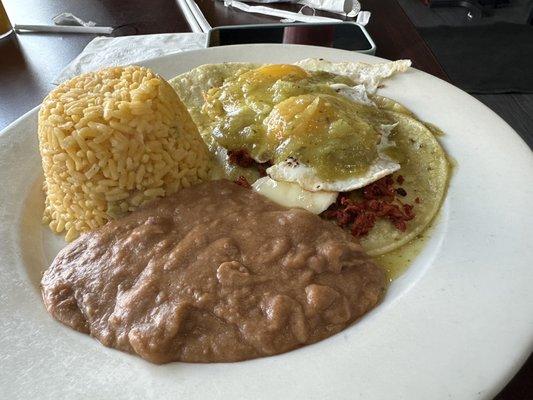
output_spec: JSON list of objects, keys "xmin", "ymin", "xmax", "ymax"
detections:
[{"xmin": 38, "ymin": 66, "xmax": 211, "ymax": 241}]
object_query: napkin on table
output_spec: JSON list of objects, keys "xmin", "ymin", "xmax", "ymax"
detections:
[
  {"xmin": 54, "ymin": 33, "xmax": 207, "ymax": 84},
  {"xmin": 222, "ymin": 0, "xmax": 361, "ymax": 16}
]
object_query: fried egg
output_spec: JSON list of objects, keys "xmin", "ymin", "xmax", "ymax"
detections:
[
  {"xmin": 261, "ymin": 92, "xmax": 400, "ymax": 192},
  {"xmin": 171, "ymin": 59, "xmax": 411, "ymax": 212}
]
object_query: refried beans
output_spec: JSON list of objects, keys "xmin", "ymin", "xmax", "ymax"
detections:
[{"xmin": 41, "ymin": 180, "xmax": 386, "ymax": 364}]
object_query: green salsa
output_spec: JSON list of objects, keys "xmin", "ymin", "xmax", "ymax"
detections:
[{"xmin": 202, "ymin": 64, "xmax": 395, "ymax": 181}]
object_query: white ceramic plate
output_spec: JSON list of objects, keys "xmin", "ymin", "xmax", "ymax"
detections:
[{"xmin": 1, "ymin": 44, "xmax": 532, "ymax": 400}]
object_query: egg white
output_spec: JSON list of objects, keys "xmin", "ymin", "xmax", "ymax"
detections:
[
  {"xmin": 252, "ymin": 176, "xmax": 338, "ymax": 214},
  {"xmin": 294, "ymin": 58, "xmax": 412, "ymax": 93},
  {"xmin": 267, "ymin": 157, "xmax": 399, "ymax": 192}
]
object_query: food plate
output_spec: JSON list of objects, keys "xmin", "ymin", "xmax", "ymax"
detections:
[{"xmin": 1, "ymin": 44, "xmax": 532, "ymax": 399}]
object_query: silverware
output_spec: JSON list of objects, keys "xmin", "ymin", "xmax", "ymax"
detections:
[{"xmin": 14, "ymin": 24, "xmax": 113, "ymax": 34}]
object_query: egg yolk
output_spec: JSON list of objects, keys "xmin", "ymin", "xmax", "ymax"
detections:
[
  {"xmin": 264, "ymin": 94, "xmax": 383, "ymax": 179},
  {"xmin": 240, "ymin": 64, "xmax": 309, "ymax": 86}
]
